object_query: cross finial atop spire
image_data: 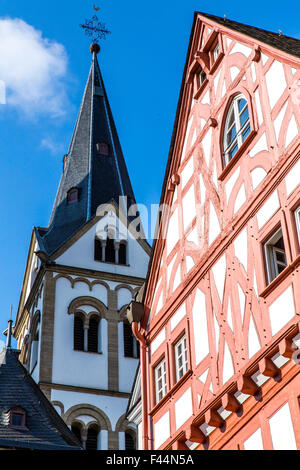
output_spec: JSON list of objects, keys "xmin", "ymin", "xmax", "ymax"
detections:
[{"xmin": 80, "ymin": 5, "xmax": 110, "ymax": 50}]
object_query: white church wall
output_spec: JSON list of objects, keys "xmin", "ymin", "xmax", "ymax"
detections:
[
  {"xmin": 52, "ymin": 277, "xmax": 108, "ymax": 389},
  {"xmin": 56, "ymin": 217, "xmax": 149, "ymax": 279},
  {"xmin": 51, "ymin": 388, "xmax": 128, "ymax": 431}
]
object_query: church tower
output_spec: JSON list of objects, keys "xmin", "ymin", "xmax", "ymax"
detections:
[{"xmin": 13, "ymin": 43, "xmax": 150, "ymax": 450}]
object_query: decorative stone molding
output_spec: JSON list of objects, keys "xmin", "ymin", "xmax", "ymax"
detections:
[{"xmin": 64, "ymin": 404, "xmax": 112, "ymax": 431}]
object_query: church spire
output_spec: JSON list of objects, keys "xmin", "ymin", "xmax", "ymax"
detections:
[{"xmin": 37, "ymin": 45, "xmax": 136, "ymax": 256}]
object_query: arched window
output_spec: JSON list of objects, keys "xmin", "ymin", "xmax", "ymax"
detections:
[
  {"xmin": 125, "ymin": 431, "xmax": 135, "ymax": 450},
  {"xmin": 96, "ymin": 142, "xmax": 109, "ymax": 156},
  {"xmin": 105, "ymin": 236, "xmax": 115, "ymax": 263},
  {"xmin": 74, "ymin": 315, "xmax": 84, "ymax": 351},
  {"xmin": 223, "ymin": 94, "xmax": 250, "ymax": 165},
  {"xmin": 88, "ymin": 316, "xmax": 99, "ymax": 353},
  {"xmin": 71, "ymin": 421, "xmax": 83, "ymax": 444},
  {"xmin": 86, "ymin": 424, "xmax": 99, "ymax": 450},
  {"xmin": 119, "ymin": 241, "xmax": 127, "ymax": 265},
  {"xmin": 123, "ymin": 320, "xmax": 139, "ymax": 358}
]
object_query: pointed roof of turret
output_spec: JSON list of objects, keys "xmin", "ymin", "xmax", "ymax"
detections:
[{"xmin": 37, "ymin": 45, "xmax": 136, "ymax": 256}]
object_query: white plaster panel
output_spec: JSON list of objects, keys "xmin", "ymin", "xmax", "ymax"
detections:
[
  {"xmin": 202, "ymin": 128, "xmax": 212, "ymax": 166},
  {"xmin": 180, "ymin": 157, "xmax": 194, "ymax": 188},
  {"xmin": 285, "ymin": 158, "xmax": 300, "ymax": 195},
  {"xmin": 225, "ymin": 167, "xmax": 240, "ymax": 203},
  {"xmin": 181, "ymin": 116, "xmax": 193, "ymax": 161},
  {"xmin": 244, "ymin": 428, "xmax": 264, "ymax": 450},
  {"xmin": 285, "ymin": 114, "xmax": 298, "ymax": 148},
  {"xmin": 254, "ymin": 90, "xmax": 263, "ymax": 125},
  {"xmin": 230, "ymin": 42, "xmax": 252, "ymax": 58},
  {"xmin": 269, "ymin": 403, "xmax": 297, "ymax": 450},
  {"xmin": 212, "ymin": 255, "xmax": 226, "ymax": 302},
  {"xmin": 192, "ymin": 290, "xmax": 209, "ymax": 365},
  {"xmin": 154, "ymin": 411, "xmax": 170, "ymax": 449},
  {"xmin": 230, "ymin": 66, "xmax": 240, "ymax": 82},
  {"xmin": 151, "ymin": 329, "xmax": 166, "ymax": 355},
  {"xmin": 269, "ymin": 285, "xmax": 295, "ymax": 336},
  {"xmin": 208, "ymin": 202, "xmax": 221, "ymax": 245},
  {"xmin": 234, "ymin": 227, "xmax": 248, "ymax": 271},
  {"xmin": 223, "ymin": 342, "xmax": 234, "ymax": 384},
  {"xmin": 248, "ymin": 316, "xmax": 261, "ymax": 358},
  {"xmin": 234, "ymin": 184, "xmax": 246, "ymax": 214},
  {"xmin": 166, "ymin": 208, "xmax": 179, "ymax": 255},
  {"xmin": 266, "ymin": 60, "xmax": 286, "ymax": 109},
  {"xmin": 256, "ymin": 190, "xmax": 280, "ymax": 229},
  {"xmin": 182, "ymin": 185, "xmax": 196, "ymax": 230},
  {"xmin": 175, "ymin": 388, "xmax": 193, "ymax": 430},
  {"xmin": 171, "ymin": 304, "xmax": 186, "ymax": 331},
  {"xmin": 251, "ymin": 167, "xmax": 267, "ymax": 189},
  {"xmin": 274, "ymin": 101, "xmax": 288, "ymax": 142},
  {"xmin": 249, "ymin": 133, "xmax": 268, "ymax": 157}
]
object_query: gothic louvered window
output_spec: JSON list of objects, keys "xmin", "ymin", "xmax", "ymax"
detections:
[
  {"xmin": 123, "ymin": 321, "xmax": 139, "ymax": 358},
  {"xmin": 96, "ymin": 142, "xmax": 109, "ymax": 156},
  {"xmin": 94, "ymin": 238, "xmax": 102, "ymax": 261},
  {"xmin": 105, "ymin": 237, "xmax": 115, "ymax": 263},
  {"xmin": 125, "ymin": 432, "xmax": 135, "ymax": 450},
  {"xmin": 67, "ymin": 187, "xmax": 79, "ymax": 204},
  {"xmin": 74, "ymin": 315, "xmax": 84, "ymax": 351},
  {"xmin": 71, "ymin": 422, "xmax": 82, "ymax": 444},
  {"xmin": 88, "ymin": 316, "xmax": 99, "ymax": 353},
  {"xmin": 86, "ymin": 425, "xmax": 99, "ymax": 450},
  {"xmin": 119, "ymin": 242, "xmax": 127, "ymax": 265}
]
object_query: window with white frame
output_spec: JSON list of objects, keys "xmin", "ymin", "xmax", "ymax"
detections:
[
  {"xmin": 264, "ymin": 227, "xmax": 287, "ymax": 283},
  {"xmin": 155, "ymin": 359, "xmax": 167, "ymax": 403},
  {"xmin": 223, "ymin": 94, "xmax": 250, "ymax": 165},
  {"xmin": 294, "ymin": 206, "xmax": 300, "ymax": 244},
  {"xmin": 174, "ymin": 335, "xmax": 188, "ymax": 381},
  {"xmin": 212, "ymin": 42, "xmax": 220, "ymax": 62}
]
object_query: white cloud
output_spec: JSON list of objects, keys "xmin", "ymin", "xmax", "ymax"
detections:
[
  {"xmin": 40, "ymin": 137, "xmax": 64, "ymax": 155},
  {"xmin": 0, "ymin": 17, "xmax": 69, "ymax": 117}
]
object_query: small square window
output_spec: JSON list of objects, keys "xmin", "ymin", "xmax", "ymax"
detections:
[
  {"xmin": 174, "ymin": 335, "xmax": 188, "ymax": 382},
  {"xmin": 264, "ymin": 227, "xmax": 287, "ymax": 283},
  {"xmin": 154, "ymin": 359, "xmax": 167, "ymax": 403}
]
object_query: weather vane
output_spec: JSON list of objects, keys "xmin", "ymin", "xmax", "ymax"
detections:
[{"xmin": 80, "ymin": 5, "xmax": 110, "ymax": 45}]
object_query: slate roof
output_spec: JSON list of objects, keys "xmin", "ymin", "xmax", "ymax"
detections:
[
  {"xmin": 0, "ymin": 348, "xmax": 81, "ymax": 450},
  {"xmin": 37, "ymin": 50, "xmax": 136, "ymax": 256},
  {"xmin": 198, "ymin": 12, "xmax": 300, "ymax": 59}
]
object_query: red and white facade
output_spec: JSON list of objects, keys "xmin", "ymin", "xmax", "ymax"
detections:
[{"xmin": 135, "ymin": 13, "xmax": 300, "ymax": 450}]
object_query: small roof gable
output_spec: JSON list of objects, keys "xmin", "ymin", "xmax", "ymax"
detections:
[
  {"xmin": 198, "ymin": 12, "xmax": 300, "ymax": 59},
  {"xmin": 0, "ymin": 348, "xmax": 81, "ymax": 450}
]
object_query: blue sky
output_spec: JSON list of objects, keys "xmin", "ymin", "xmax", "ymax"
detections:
[{"xmin": 0, "ymin": 0, "xmax": 299, "ymax": 343}]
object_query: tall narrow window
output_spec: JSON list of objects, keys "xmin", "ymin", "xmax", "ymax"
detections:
[
  {"xmin": 264, "ymin": 227, "xmax": 287, "ymax": 283},
  {"xmin": 119, "ymin": 241, "xmax": 127, "ymax": 265},
  {"xmin": 105, "ymin": 237, "xmax": 115, "ymax": 263},
  {"xmin": 86, "ymin": 424, "xmax": 99, "ymax": 450},
  {"xmin": 123, "ymin": 320, "xmax": 139, "ymax": 358},
  {"xmin": 174, "ymin": 335, "xmax": 188, "ymax": 381},
  {"xmin": 94, "ymin": 238, "xmax": 102, "ymax": 261},
  {"xmin": 125, "ymin": 432, "xmax": 135, "ymax": 450},
  {"xmin": 74, "ymin": 315, "xmax": 84, "ymax": 351},
  {"xmin": 223, "ymin": 95, "xmax": 250, "ymax": 165},
  {"xmin": 212, "ymin": 41, "xmax": 220, "ymax": 62},
  {"xmin": 67, "ymin": 187, "xmax": 79, "ymax": 204},
  {"xmin": 88, "ymin": 316, "xmax": 99, "ymax": 353},
  {"xmin": 30, "ymin": 329, "xmax": 39, "ymax": 373},
  {"xmin": 155, "ymin": 359, "xmax": 167, "ymax": 403},
  {"xmin": 294, "ymin": 206, "xmax": 300, "ymax": 245}
]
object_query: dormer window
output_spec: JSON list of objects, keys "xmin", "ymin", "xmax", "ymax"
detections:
[
  {"xmin": 96, "ymin": 142, "xmax": 109, "ymax": 156},
  {"xmin": 9, "ymin": 407, "xmax": 27, "ymax": 429},
  {"xmin": 67, "ymin": 187, "xmax": 79, "ymax": 204}
]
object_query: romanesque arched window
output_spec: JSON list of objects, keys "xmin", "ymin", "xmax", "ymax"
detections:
[
  {"xmin": 88, "ymin": 316, "xmax": 100, "ymax": 353},
  {"xmin": 123, "ymin": 320, "xmax": 139, "ymax": 358},
  {"xmin": 125, "ymin": 431, "xmax": 135, "ymax": 450},
  {"xmin": 223, "ymin": 94, "xmax": 250, "ymax": 165},
  {"xmin": 118, "ymin": 241, "xmax": 127, "ymax": 265},
  {"xmin": 86, "ymin": 423, "xmax": 100, "ymax": 450},
  {"xmin": 74, "ymin": 315, "xmax": 84, "ymax": 351}
]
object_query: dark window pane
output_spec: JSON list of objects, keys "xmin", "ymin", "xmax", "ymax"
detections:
[
  {"xmin": 94, "ymin": 238, "xmax": 102, "ymax": 261},
  {"xmin": 105, "ymin": 237, "xmax": 115, "ymax": 263},
  {"xmin": 71, "ymin": 423, "xmax": 82, "ymax": 444},
  {"xmin": 119, "ymin": 243, "xmax": 127, "ymax": 265},
  {"xmin": 238, "ymin": 98, "xmax": 247, "ymax": 112},
  {"xmin": 227, "ymin": 125, "xmax": 237, "ymax": 147},
  {"xmin": 123, "ymin": 322, "xmax": 134, "ymax": 357},
  {"xmin": 88, "ymin": 317, "xmax": 99, "ymax": 352},
  {"xmin": 242, "ymin": 123, "xmax": 250, "ymax": 141},
  {"xmin": 240, "ymin": 107, "xmax": 249, "ymax": 127},
  {"xmin": 125, "ymin": 433, "xmax": 135, "ymax": 450},
  {"xmin": 67, "ymin": 188, "xmax": 78, "ymax": 204},
  {"xmin": 74, "ymin": 316, "xmax": 84, "ymax": 351},
  {"xmin": 86, "ymin": 427, "xmax": 98, "ymax": 450},
  {"xmin": 11, "ymin": 413, "xmax": 23, "ymax": 426}
]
